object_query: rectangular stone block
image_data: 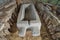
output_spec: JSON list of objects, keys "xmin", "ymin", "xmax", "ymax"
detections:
[{"xmin": 17, "ymin": 3, "xmax": 41, "ymax": 37}]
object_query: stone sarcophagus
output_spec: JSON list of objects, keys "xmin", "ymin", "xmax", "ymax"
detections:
[{"xmin": 17, "ymin": 3, "xmax": 41, "ymax": 37}]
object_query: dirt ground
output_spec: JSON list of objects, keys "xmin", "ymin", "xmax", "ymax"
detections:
[{"xmin": 6, "ymin": 31, "xmax": 41, "ymax": 40}]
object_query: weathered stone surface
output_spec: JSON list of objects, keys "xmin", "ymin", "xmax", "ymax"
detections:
[
  {"xmin": 35, "ymin": 2, "xmax": 60, "ymax": 40},
  {"xmin": 0, "ymin": 5, "xmax": 16, "ymax": 31},
  {"xmin": 0, "ymin": 0, "xmax": 16, "ymax": 9},
  {"xmin": 0, "ymin": 0, "xmax": 17, "ymax": 40}
]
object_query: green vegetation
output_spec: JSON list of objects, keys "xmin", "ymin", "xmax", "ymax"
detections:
[{"xmin": 42, "ymin": 0, "xmax": 60, "ymax": 5}]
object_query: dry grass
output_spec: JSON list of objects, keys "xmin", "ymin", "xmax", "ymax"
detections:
[{"xmin": 6, "ymin": 31, "xmax": 42, "ymax": 40}]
